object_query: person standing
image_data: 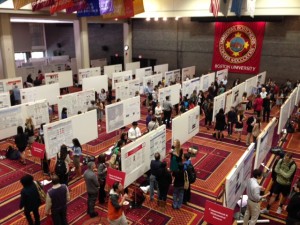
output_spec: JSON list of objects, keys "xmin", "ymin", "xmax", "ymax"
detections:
[
  {"xmin": 15, "ymin": 126, "xmax": 28, "ymax": 165},
  {"xmin": 252, "ymin": 118, "xmax": 261, "ymax": 144},
  {"xmin": 261, "ymin": 152, "xmax": 297, "ymax": 215},
  {"xmin": 97, "ymin": 154, "xmax": 107, "ymax": 204},
  {"xmin": 235, "ymin": 110, "xmax": 244, "ymax": 142},
  {"xmin": 156, "ymin": 161, "xmax": 172, "ymax": 208},
  {"xmin": 107, "ymin": 181, "xmax": 128, "ymax": 225},
  {"xmin": 263, "ymin": 94, "xmax": 271, "ymax": 123},
  {"xmin": 13, "ymin": 84, "xmax": 21, "ymax": 105},
  {"xmin": 172, "ymin": 163, "xmax": 185, "ymax": 209},
  {"xmin": 214, "ymin": 108, "xmax": 226, "ymax": 141},
  {"xmin": 227, "ymin": 107, "xmax": 237, "ymax": 137},
  {"xmin": 183, "ymin": 153, "xmax": 192, "ymax": 204},
  {"xmin": 61, "ymin": 107, "xmax": 68, "ymax": 119},
  {"xmin": 128, "ymin": 121, "xmax": 142, "ymax": 141},
  {"xmin": 71, "ymin": 138, "xmax": 82, "ymax": 178},
  {"xmin": 246, "ymin": 116, "xmax": 256, "ymax": 146},
  {"xmin": 170, "ymin": 139, "xmax": 183, "ymax": 172},
  {"xmin": 149, "ymin": 152, "xmax": 162, "ymax": 201},
  {"xmin": 162, "ymin": 96, "xmax": 173, "ymax": 128},
  {"xmin": 45, "ymin": 175, "xmax": 70, "ymax": 225},
  {"xmin": 253, "ymin": 94, "xmax": 263, "ymax": 118},
  {"xmin": 20, "ymin": 175, "xmax": 41, "ymax": 225},
  {"xmin": 284, "ymin": 180, "xmax": 300, "ymax": 225},
  {"xmin": 155, "ymin": 102, "xmax": 163, "ymax": 125},
  {"xmin": 205, "ymin": 103, "xmax": 213, "ymax": 130},
  {"xmin": 242, "ymin": 169, "xmax": 270, "ymax": 225},
  {"xmin": 148, "ymin": 117, "xmax": 159, "ymax": 132},
  {"xmin": 25, "ymin": 118, "xmax": 35, "ymax": 151},
  {"xmin": 84, "ymin": 162, "xmax": 99, "ymax": 218}
]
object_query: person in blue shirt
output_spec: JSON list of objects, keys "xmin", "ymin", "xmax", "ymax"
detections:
[
  {"xmin": 13, "ymin": 84, "xmax": 21, "ymax": 105},
  {"xmin": 61, "ymin": 107, "xmax": 68, "ymax": 119}
]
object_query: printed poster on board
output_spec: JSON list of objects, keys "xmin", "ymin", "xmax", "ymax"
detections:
[{"xmin": 212, "ymin": 22, "xmax": 265, "ymax": 74}]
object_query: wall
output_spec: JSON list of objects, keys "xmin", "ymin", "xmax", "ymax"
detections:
[
  {"xmin": 12, "ymin": 23, "xmax": 31, "ymax": 52},
  {"xmin": 132, "ymin": 17, "xmax": 300, "ymax": 85}
]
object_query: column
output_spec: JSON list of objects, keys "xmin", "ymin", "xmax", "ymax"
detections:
[
  {"xmin": 123, "ymin": 22, "xmax": 132, "ymax": 65},
  {"xmin": 0, "ymin": 14, "xmax": 16, "ymax": 78},
  {"xmin": 73, "ymin": 17, "xmax": 90, "ymax": 70}
]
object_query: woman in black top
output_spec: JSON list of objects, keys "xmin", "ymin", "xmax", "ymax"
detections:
[
  {"xmin": 15, "ymin": 126, "xmax": 28, "ymax": 165},
  {"xmin": 215, "ymin": 108, "xmax": 226, "ymax": 141},
  {"xmin": 20, "ymin": 175, "xmax": 41, "ymax": 225}
]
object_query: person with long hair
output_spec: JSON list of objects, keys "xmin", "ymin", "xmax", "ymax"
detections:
[
  {"xmin": 98, "ymin": 154, "xmax": 107, "ymax": 204},
  {"xmin": 71, "ymin": 138, "xmax": 82, "ymax": 178},
  {"xmin": 215, "ymin": 108, "xmax": 226, "ymax": 141},
  {"xmin": 25, "ymin": 118, "xmax": 35, "ymax": 152},
  {"xmin": 252, "ymin": 118, "xmax": 261, "ymax": 143},
  {"xmin": 235, "ymin": 110, "xmax": 245, "ymax": 142},
  {"xmin": 15, "ymin": 126, "xmax": 28, "ymax": 165},
  {"xmin": 170, "ymin": 139, "xmax": 183, "ymax": 172},
  {"xmin": 61, "ymin": 107, "xmax": 68, "ymax": 119},
  {"xmin": 205, "ymin": 102, "xmax": 213, "ymax": 130},
  {"xmin": 20, "ymin": 175, "xmax": 41, "ymax": 225}
]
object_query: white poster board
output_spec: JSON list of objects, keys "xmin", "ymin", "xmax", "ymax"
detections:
[
  {"xmin": 115, "ymin": 79, "xmax": 140, "ymax": 101},
  {"xmin": 200, "ymin": 72, "xmax": 215, "ymax": 92},
  {"xmin": 181, "ymin": 77, "xmax": 201, "ymax": 99},
  {"xmin": 125, "ymin": 61, "xmax": 140, "ymax": 75},
  {"xmin": 245, "ymin": 76, "xmax": 258, "ymax": 96},
  {"xmin": 121, "ymin": 125, "xmax": 166, "ymax": 188},
  {"xmin": 112, "ymin": 70, "xmax": 133, "ymax": 89},
  {"xmin": 257, "ymin": 71, "xmax": 266, "ymax": 85},
  {"xmin": 136, "ymin": 67, "xmax": 152, "ymax": 87},
  {"xmin": 91, "ymin": 58, "xmax": 107, "ymax": 68},
  {"xmin": 172, "ymin": 106, "xmax": 200, "ymax": 145},
  {"xmin": 105, "ymin": 96, "xmax": 141, "ymax": 133},
  {"xmin": 289, "ymin": 87, "xmax": 298, "ymax": 110},
  {"xmin": 0, "ymin": 99, "xmax": 49, "ymax": 140},
  {"xmin": 44, "ymin": 110, "xmax": 98, "ymax": 159},
  {"xmin": 154, "ymin": 64, "xmax": 168, "ymax": 76},
  {"xmin": 20, "ymin": 83, "xmax": 60, "ymax": 105},
  {"xmin": 254, "ymin": 118, "xmax": 277, "ymax": 169},
  {"xmin": 104, "ymin": 64, "xmax": 123, "ymax": 79},
  {"xmin": 181, "ymin": 66, "xmax": 196, "ymax": 81},
  {"xmin": 296, "ymin": 84, "xmax": 300, "ymax": 106},
  {"xmin": 216, "ymin": 69, "xmax": 228, "ymax": 83},
  {"xmin": 82, "ymin": 75, "xmax": 108, "ymax": 93},
  {"xmin": 0, "ymin": 77, "xmax": 23, "ymax": 93},
  {"xmin": 142, "ymin": 73, "xmax": 163, "ymax": 90},
  {"xmin": 78, "ymin": 67, "xmax": 101, "ymax": 85},
  {"xmin": 45, "ymin": 71, "xmax": 73, "ymax": 88},
  {"xmin": 225, "ymin": 143, "xmax": 255, "ymax": 209},
  {"xmin": 212, "ymin": 93, "xmax": 226, "ymax": 122},
  {"xmin": 164, "ymin": 69, "xmax": 181, "ymax": 85},
  {"xmin": 231, "ymin": 82, "xmax": 246, "ymax": 107},
  {"xmin": 57, "ymin": 90, "xmax": 95, "ymax": 119},
  {"xmin": 277, "ymin": 99, "xmax": 291, "ymax": 135},
  {"xmin": 0, "ymin": 92, "xmax": 11, "ymax": 108},
  {"xmin": 158, "ymin": 84, "xmax": 181, "ymax": 106},
  {"xmin": 225, "ymin": 91, "xmax": 233, "ymax": 114}
]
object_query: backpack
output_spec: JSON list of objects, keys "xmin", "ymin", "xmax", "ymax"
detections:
[
  {"xmin": 186, "ymin": 163, "xmax": 197, "ymax": 184},
  {"xmin": 279, "ymin": 159, "xmax": 297, "ymax": 184},
  {"xmin": 55, "ymin": 154, "xmax": 67, "ymax": 176},
  {"xmin": 5, "ymin": 146, "xmax": 20, "ymax": 160}
]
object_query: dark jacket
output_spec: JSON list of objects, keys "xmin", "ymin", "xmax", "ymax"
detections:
[
  {"xmin": 15, "ymin": 134, "xmax": 28, "ymax": 152},
  {"xmin": 246, "ymin": 116, "xmax": 255, "ymax": 133},
  {"xmin": 172, "ymin": 170, "xmax": 184, "ymax": 188},
  {"xmin": 227, "ymin": 110, "xmax": 237, "ymax": 123},
  {"xmin": 286, "ymin": 192, "xmax": 300, "ymax": 220},
  {"xmin": 20, "ymin": 183, "xmax": 41, "ymax": 212},
  {"xmin": 215, "ymin": 113, "xmax": 226, "ymax": 131},
  {"xmin": 157, "ymin": 168, "xmax": 172, "ymax": 190},
  {"xmin": 263, "ymin": 98, "xmax": 271, "ymax": 111}
]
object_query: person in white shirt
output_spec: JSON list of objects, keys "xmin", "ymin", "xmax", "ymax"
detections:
[
  {"xmin": 222, "ymin": 76, "xmax": 228, "ymax": 87},
  {"xmin": 260, "ymin": 87, "xmax": 267, "ymax": 99},
  {"xmin": 155, "ymin": 102, "xmax": 163, "ymax": 125},
  {"xmin": 128, "ymin": 121, "xmax": 142, "ymax": 141}
]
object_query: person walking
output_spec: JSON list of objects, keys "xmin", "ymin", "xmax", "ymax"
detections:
[
  {"xmin": 149, "ymin": 152, "xmax": 162, "ymax": 201},
  {"xmin": 243, "ymin": 169, "xmax": 270, "ymax": 225},
  {"xmin": 84, "ymin": 162, "xmax": 99, "ymax": 218},
  {"xmin": 20, "ymin": 175, "xmax": 41, "ymax": 225},
  {"xmin": 45, "ymin": 175, "xmax": 70, "ymax": 225},
  {"xmin": 107, "ymin": 182, "xmax": 128, "ymax": 225}
]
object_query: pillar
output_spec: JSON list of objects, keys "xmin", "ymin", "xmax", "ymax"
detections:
[{"xmin": 123, "ymin": 22, "xmax": 132, "ymax": 65}]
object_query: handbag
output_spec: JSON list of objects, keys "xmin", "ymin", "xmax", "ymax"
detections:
[
  {"xmin": 184, "ymin": 171, "xmax": 189, "ymax": 190},
  {"xmin": 34, "ymin": 181, "xmax": 46, "ymax": 202}
]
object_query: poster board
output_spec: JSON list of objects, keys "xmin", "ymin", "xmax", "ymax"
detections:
[
  {"xmin": 257, "ymin": 71, "xmax": 266, "ymax": 85},
  {"xmin": 112, "ymin": 70, "xmax": 133, "ymax": 89},
  {"xmin": 245, "ymin": 76, "xmax": 258, "ymax": 96},
  {"xmin": 216, "ymin": 68, "xmax": 228, "ymax": 83},
  {"xmin": 277, "ymin": 99, "xmax": 291, "ymax": 135},
  {"xmin": 296, "ymin": 84, "xmax": 300, "ymax": 106},
  {"xmin": 154, "ymin": 64, "xmax": 168, "ymax": 76},
  {"xmin": 224, "ymin": 91, "xmax": 233, "ymax": 114},
  {"xmin": 231, "ymin": 82, "xmax": 246, "ymax": 107},
  {"xmin": 0, "ymin": 99, "xmax": 49, "ymax": 140},
  {"xmin": 125, "ymin": 61, "xmax": 140, "ymax": 75},
  {"xmin": 0, "ymin": 92, "xmax": 11, "ymax": 109},
  {"xmin": 200, "ymin": 72, "xmax": 215, "ymax": 92},
  {"xmin": 181, "ymin": 66, "xmax": 196, "ymax": 81},
  {"xmin": 105, "ymin": 96, "xmax": 140, "ymax": 133},
  {"xmin": 158, "ymin": 84, "xmax": 181, "ymax": 106},
  {"xmin": 20, "ymin": 83, "xmax": 60, "ymax": 105},
  {"xmin": 136, "ymin": 67, "xmax": 152, "ymax": 87},
  {"xmin": 254, "ymin": 118, "xmax": 277, "ymax": 169},
  {"xmin": 78, "ymin": 67, "xmax": 101, "ymax": 85},
  {"xmin": 115, "ymin": 79, "xmax": 140, "ymax": 101},
  {"xmin": 289, "ymin": 87, "xmax": 298, "ymax": 110},
  {"xmin": 44, "ymin": 110, "xmax": 98, "ymax": 159},
  {"xmin": 45, "ymin": 71, "xmax": 73, "ymax": 88},
  {"xmin": 172, "ymin": 106, "xmax": 200, "ymax": 145},
  {"xmin": 181, "ymin": 77, "xmax": 201, "ymax": 99},
  {"xmin": 164, "ymin": 69, "xmax": 181, "ymax": 85},
  {"xmin": 142, "ymin": 73, "xmax": 162, "ymax": 90},
  {"xmin": 212, "ymin": 93, "xmax": 226, "ymax": 122},
  {"xmin": 82, "ymin": 75, "xmax": 108, "ymax": 93},
  {"xmin": 91, "ymin": 58, "xmax": 107, "ymax": 68},
  {"xmin": 121, "ymin": 125, "xmax": 166, "ymax": 188},
  {"xmin": 57, "ymin": 90, "xmax": 95, "ymax": 119},
  {"xmin": 104, "ymin": 64, "xmax": 123, "ymax": 79},
  {"xmin": 225, "ymin": 143, "xmax": 255, "ymax": 209},
  {"xmin": 0, "ymin": 77, "xmax": 23, "ymax": 93}
]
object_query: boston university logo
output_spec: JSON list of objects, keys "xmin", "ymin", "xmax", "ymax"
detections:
[{"xmin": 219, "ymin": 25, "xmax": 257, "ymax": 64}]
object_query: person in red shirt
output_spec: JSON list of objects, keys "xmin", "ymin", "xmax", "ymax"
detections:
[{"xmin": 253, "ymin": 94, "xmax": 263, "ymax": 118}]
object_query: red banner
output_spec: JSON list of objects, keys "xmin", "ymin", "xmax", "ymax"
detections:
[
  {"xmin": 204, "ymin": 200, "xmax": 234, "ymax": 225},
  {"xmin": 32, "ymin": 0, "xmax": 55, "ymax": 11},
  {"xmin": 212, "ymin": 22, "xmax": 266, "ymax": 74},
  {"xmin": 31, "ymin": 142, "xmax": 46, "ymax": 159},
  {"xmin": 107, "ymin": 167, "xmax": 126, "ymax": 187},
  {"xmin": 50, "ymin": 0, "xmax": 74, "ymax": 14}
]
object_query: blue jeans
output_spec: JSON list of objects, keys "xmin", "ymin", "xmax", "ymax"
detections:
[
  {"xmin": 149, "ymin": 175, "xmax": 159, "ymax": 200},
  {"xmin": 173, "ymin": 187, "xmax": 184, "ymax": 209}
]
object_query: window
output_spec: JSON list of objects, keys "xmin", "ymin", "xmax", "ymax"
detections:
[
  {"xmin": 31, "ymin": 51, "xmax": 44, "ymax": 58},
  {"xmin": 14, "ymin": 52, "xmax": 26, "ymax": 61}
]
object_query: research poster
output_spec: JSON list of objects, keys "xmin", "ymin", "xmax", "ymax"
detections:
[
  {"xmin": 112, "ymin": 70, "xmax": 133, "ymax": 89},
  {"xmin": 45, "ymin": 73, "xmax": 59, "ymax": 84},
  {"xmin": 181, "ymin": 77, "xmax": 201, "ymax": 99},
  {"xmin": 225, "ymin": 91, "xmax": 233, "ymax": 114},
  {"xmin": 0, "ymin": 106, "xmax": 23, "ymax": 130},
  {"xmin": 26, "ymin": 100, "xmax": 50, "ymax": 127},
  {"xmin": 0, "ymin": 77, "xmax": 23, "ymax": 93},
  {"xmin": 45, "ymin": 120, "xmax": 73, "ymax": 159},
  {"xmin": 78, "ymin": 67, "xmax": 101, "ymax": 84},
  {"xmin": 212, "ymin": 93, "xmax": 226, "ymax": 122},
  {"xmin": 164, "ymin": 69, "xmax": 180, "ymax": 85},
  {"xmin": 0, "ymin": 92, "xmax": 11, "ymax": 108},
  {"xmin": 149, "ymin": 126, "xmax": 166, "ymax": 159},
  {"xmin": 158, "ymin": 84, "xmax": 181, "ymax": 106},
  {"xmin": 181, "ymin": 66, "xmax": 196, "ymax": 81},
  {"xmin": 142, "ymin": 73, "xmax": 162, "ymax": 90},
  {"xmin": 188, "ymin": 110, "xmax": 199, "ymax": 134},
  {"xmin": 115, "ymin": 79, "xmax": 140, "ymax": 101},
  {"xmin": 136, "ymin": 67, "xmax": 152, "ymax": 87},
  {"xmin": 216, "ymin": 68, "xmax": 228, "ymax": 83}
]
